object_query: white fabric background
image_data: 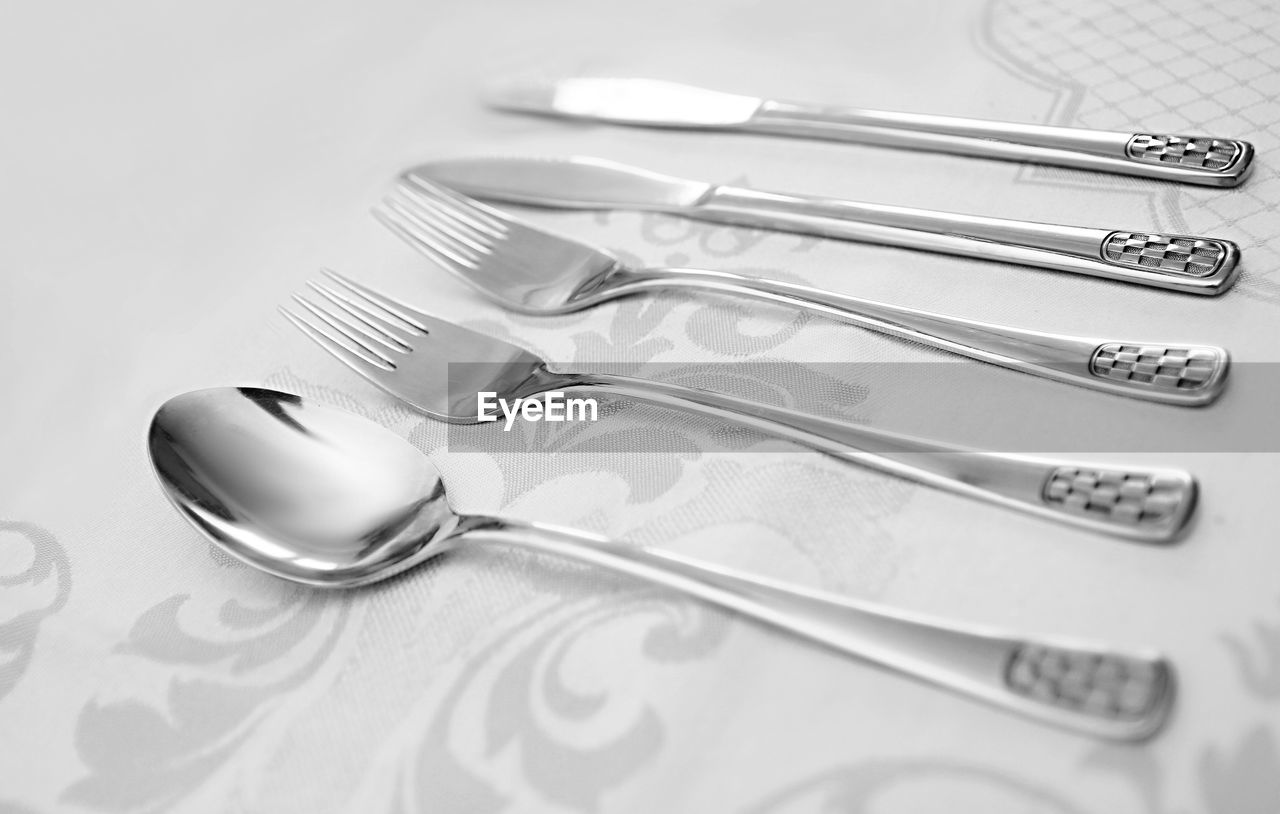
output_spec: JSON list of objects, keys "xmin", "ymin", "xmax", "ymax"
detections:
[{"xmin": 2, "ymin": 0, "xmax": 1278, "ymax": 811}]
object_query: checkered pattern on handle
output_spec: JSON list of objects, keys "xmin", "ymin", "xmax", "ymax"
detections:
[
  {"xmin": 1005, "ymin": 644, "xmax": 1171, "ymax": 723},
  {"xmin": 1127, "ymin": 134, "xmax": 1245, "ymax": 171},
  {"xmin": 1042, "ymin": 466, "xmax": 1190, "ymax": 529},
  {"xmin": 1101, "ymin": 232, "xmax": 1230, "ymax": 279},
  {"xmin": 1089, "ymin": 343, "xmax": 1224, "ymax": 395}
]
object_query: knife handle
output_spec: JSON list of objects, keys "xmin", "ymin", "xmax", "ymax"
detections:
[
  {"xmin": 747, "ymin": 101, "xmax": 1254, "ymax": 188},
  {"xmin": 696, "ymin": 186, "xmax": 1240, "ymax": 295}
]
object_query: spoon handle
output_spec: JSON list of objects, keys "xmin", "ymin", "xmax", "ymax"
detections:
[
  {"xmin": 460, "ymin": 517, "xmax": 1173, "ymax": 741},
  {"xmin": 607, "ymin": 266, "xmax": 1229, "ymax": 406},
  {"xmin": 556, "ymin": 372, "xmax": 1195, "ymax": 543}
]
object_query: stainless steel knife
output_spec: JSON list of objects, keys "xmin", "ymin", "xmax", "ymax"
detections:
[
  {"xmin": 484, "ymin": 77, "xmax": 1254, "ymax": 188},
  {"xmin": 410, "ymin": 155, "xmax": 1241, "ymax": 295}
]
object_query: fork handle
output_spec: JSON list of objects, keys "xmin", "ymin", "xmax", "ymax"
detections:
[
  {"xmin": 548, "ymin": 369, "xmax": 1196, "ymax": 543},
  {"xmin": 607, "ymin": 266, "xmax": 1228, "ymax": 406},
  {"xmin": 459, "ymin": 516, "xmax": 1173, "ymax": 740},
  {"xmin": 746, "ymin": 101, "xmax": 1254, "ymax": 187},
  {"xmin": 693, "ymin": 186, "xmax": 1239, "ymax": 295}
]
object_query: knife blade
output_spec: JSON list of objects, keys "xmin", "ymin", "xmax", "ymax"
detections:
[
  {"xmin": 482, "ymin": 77, "xmax": 1253, "ymax": 187},
  {"xmin": 414, "ymin": 156, "xmax": 712, "ymax": 210},
  {"xmin": 408, "ymin": 156, "xmax": 1241, "ymax": 295},
  {"xmin": 485, "ymin": 77, "xmax": 762, "ymax": 127}
]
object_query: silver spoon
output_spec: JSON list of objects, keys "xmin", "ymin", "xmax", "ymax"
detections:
[{"xmin": 148, "ymin": 386, "xmax": 1173, "ymax": 740}]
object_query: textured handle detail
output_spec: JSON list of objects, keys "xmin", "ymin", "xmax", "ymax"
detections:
[
  {"xmin": 1127, "ymin": 134, "xmax": 1244, "ymax": 171},
  {"xmin": 1005, "ymin": 645, "xmax": 1171, "ymax": 723},
  {"xmin": 1043, "ymin": 467, "xmax": 1192, "ymax": 529},
  {"xmin": 1090, "ymin": 343, "xmax": 1227, "ymax": 400},
  {"xmin": 1101, "ymin": 232, "xmax": 1230, "ymax": 278}
]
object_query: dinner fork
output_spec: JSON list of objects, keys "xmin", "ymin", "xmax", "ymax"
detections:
[
  {"xmin": 372, "ymin": 176, "xmax": 1229, "ymax": 407},
  {"xmin": 280, "ymin": 271, "xmax": 1197, "ymax": 543}
]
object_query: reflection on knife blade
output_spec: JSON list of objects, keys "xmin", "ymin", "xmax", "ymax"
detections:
[{"xmin": 485, "ymin": 77, "xmax": 762, "ymax": 127}]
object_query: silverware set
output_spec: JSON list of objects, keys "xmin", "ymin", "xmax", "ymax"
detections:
[
  {"xmin": 372, "ymin": 175, "xmax": 1229, "ymax": 405},
  {"xmin": 151, "ymin": 75, "xmax": 1256, "ymax": 741},
  {"xmin": 280, "ymin": 270, "xmax": 1195, "ymax": 542}
]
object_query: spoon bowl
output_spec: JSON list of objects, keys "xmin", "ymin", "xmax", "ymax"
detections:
[{"xmin": 149, "ymin": 387, "xmax": 460, "ymax": 586}]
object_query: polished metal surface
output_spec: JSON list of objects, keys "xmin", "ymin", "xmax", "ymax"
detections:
[
  {"xmin": 1127, "ymin": 134, "xmax": 1249, "ymax": 171},
  {"xmin": 279, "ymin": 271, "xmax": 1198, "ymax": 542},
  {"xmin": 486, "ymin": 77, "xmax": 1254, "ymax": 186},
  {"xmin": 485, "ymin": 76, "xmax": 763, "ymax": 127},
  {"xmin": 373, "ymin": 176, "xmax": 1230, "ymax": 404},
  {"xmin": 1003, "ymin": 644, "xmax": 1168, "ymax": 724},
  {"xmin": 1042, "ymin": 467, "xmax": 1189, "ymax": 526},
  {"xmin": 416, "ymin": 156, "xmax": 714, "ymax": 210},
  {"xmin": 149, "ymin": 385, "xmax": 1175, "ymax": 740},
  {"xmin": 148, "ymin": 386, "xmax": 459, "ymax": 586},
  {"xmin": 1100, "ymin": 232, "xmax": 1234, "ymax": 280},
  {"xmin": 413, "ymin": 156, "xmax": 1241, "ymax": 294},
  {"xmin": 1089, "ymin": 344, "xmax": 1224, "ymax": 392}
]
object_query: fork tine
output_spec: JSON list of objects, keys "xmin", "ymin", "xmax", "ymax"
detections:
[
  {"xmin": 398, "ymin": 174, "xmax": 510, "ymax": 235},
  {"xmin": 372, "ymin": 203, "xmax": 465, "ymax": 273},
  {"xmin": 376, "ymin": 197, "xmax": 483, "ymax": 268},
  {"xmin": 376, "ymin": 199, "xmax": 539, "ymax": 298},
  {"xmin": 319, "ymin": 269, "xmax": 439, "ymax": 334},
  {"xmin": 395, "ymin": 182, "xmax": 508, "ymax": 248},
  {"xmin": 389, "ymin": 187, "xmax": 494, "ymax": 255},
  {"xmin": 305, "ymin": 281, "xmax": 413, "ymax": 352},
  {"xmin": 279, "ymin": 305, "xmax": 396, "ymax": 374},
  {"xmin": 395, "ymin": 198, "xmax": 500, "ymax": 261},
  {"xmin": 289, "ymin": 295, "xmax": 399, "ymax": 369}
]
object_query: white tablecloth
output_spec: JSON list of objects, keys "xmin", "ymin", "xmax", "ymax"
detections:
[{"xmin": 3, "ymin": 0, "xmax": 1279, "ymax": 811}]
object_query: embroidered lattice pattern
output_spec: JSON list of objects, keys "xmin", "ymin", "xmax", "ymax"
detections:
[{"xmin": 985, "ymin": 0, "xmax": 1280, "ymax": 305}]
